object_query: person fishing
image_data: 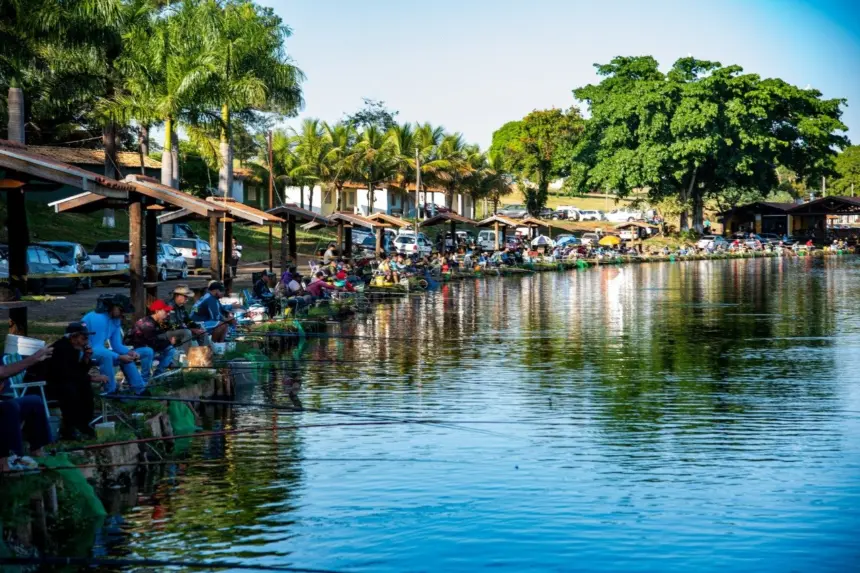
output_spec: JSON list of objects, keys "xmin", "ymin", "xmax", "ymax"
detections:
[
  {"xmin": 0, "ymin": 346, "xmax": 53, "ymax": 471},
  {"xmin": 82, "ymin": 294, "xmax": 151, "ymax": 395},
  {"xmin": 191, "ymin": 281, "xmax": 234, "ymax": 342},
  {"xmin": 164, "ymin": 285, "xmax": 205, "ymax": 350},
  {"xmin": 127, "ymin": 300, "xmax": 177, "ymax": 385},
  {"xmin": 253, "ymin": 270, "xmax": 279, "ymax": 317},
  {"xmin": 45, "ymin": 322, "xmax": 108, "ymax": 439}
]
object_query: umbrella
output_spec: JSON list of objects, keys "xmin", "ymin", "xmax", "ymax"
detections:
[
  {"xmin": 599, "ymin": 235, "xmax": 621, "ymax": 246},
  {"xmin": 530, "ymin": 234, "xmax": 555, "ymax": 247}
]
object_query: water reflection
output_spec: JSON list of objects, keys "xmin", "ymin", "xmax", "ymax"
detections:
[{"xmin": 3, "ymin": 257, "xmax": 859, "ymax": 571}]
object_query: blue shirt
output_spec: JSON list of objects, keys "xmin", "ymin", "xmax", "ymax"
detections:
[
  {"xmin": 191, "ymin": 293, "xmax": 231, "ymax": 323},
  {"xmin": 82, "ymin": 311, "xmax": 131, "ymax": 357}
]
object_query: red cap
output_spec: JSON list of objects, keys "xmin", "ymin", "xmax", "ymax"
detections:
[
  {"xmin": 336, "ymin": 270, "xmax": 347, "ymax": 280},
  {"xmin": 149, "ymin": 300, "xmax": 172, "ymax": 313}
]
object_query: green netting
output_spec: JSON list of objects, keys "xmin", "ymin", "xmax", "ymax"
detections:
[
  {"xmin": 168, "ymin": 401, "xmax": 199, "ymax": 436},
  {"xmin": 39, "ymin": 453, "xmax": 106, "ymax": 518}
]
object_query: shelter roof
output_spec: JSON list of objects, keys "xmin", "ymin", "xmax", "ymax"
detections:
[
  {"xmin": 328, "ymin": 211, "xmax": 390, "ymax": 230},
  {"xmin": 419, "ymin": 212, "xmax": 475, "ymax": 227},
  {"xmin": 475, "ymin": 214, "xmax": 522, "ymax": 228},
  {"xmin": 268, "ymin": 204, "xmax": 332, "ymax": 225},
  {"xmin": 26, "ymin": 145, "xmax": 161, "ymax": 169},
  {"xmin": 787, "ymin": 196, "xmax": 860, "ymax": 215},
  {"xmin": 717, "ymin": 201, "xmax": 795, "ymax": 217},
  {"xmin": 366, "ymin": 212, "xmax": 414, "ymax": 228},
  {"xmin": 205, "ymin": 196, "xmax": 283, "ymax": 225},
  {"xmin": 614, "ymin": 221, "xmax": 658, "ymax": 230},
  {"xmin": 0, "ymin": 140, "xmax": 133, "ymax": 198}
]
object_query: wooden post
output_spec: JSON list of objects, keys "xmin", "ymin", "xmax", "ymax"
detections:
[
  {"xmin": 450, "ymin": 219, "xmax": 456, "ymax": 253},
  {"xmin": 494, "ymin": 221, "xmax": 500, "ymax": 250},
  {"xmin": 375, "ymin": 226, "xmax": 383, "ymax": 255},
  {"xmin": 337, "ymin": 221, "xmax": 344, "ymax": 253},
  {"xmin": 6, "ymin": 187, "xmax": 29, "ymax": 334},
  {"xmin": 280, "ymin": 220, "xmax": 288, "ymax": 276},
  {"xmin": 223, "ymin": 222, "xmax": 233, "ymax": 294},
  {"xmin": 128, "ymin": 193, "xmax": 145, "ymax": 320},
  {"xmin": 288, "ymin": 215, "xmax": 297, "ymax": 263},
  {"xmin": 344, "ymin": 225, "xmax": 353, "ymax": 258},
  {"xmin": 144, "ymin": 205, "xmax": 158, "ymax": 306},
  {"xmin": 209, "ymin": 215, "xmax": 221, "ymax": 280}
]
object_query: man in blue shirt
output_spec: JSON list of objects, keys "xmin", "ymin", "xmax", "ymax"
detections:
[
  {"xmin": 191, "ymin": 281, "xmax": 233, "ymax": 342},
  {"xmin": 81, "ymin": 294, "xmax": 153, "ymax": 395}
]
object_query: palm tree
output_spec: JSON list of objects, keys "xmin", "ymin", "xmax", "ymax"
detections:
[
  {"xmin": 200, "ymin": 0, "xmax": 304, "ymax": 198},
  {"xmin": 422, "ymin": 133, "xmax": 476, "ymax": 214},
  {"xmin": 322, "ymin": 121, "xmax": 357, "ymax": 212},
  {"xmin": 387, "ymin": 122, "xmax": 418, "ymax": 215},
  {"xmin": 288, "ymin": 118, "xmax": 329, "ymax": 209},
  {"xmin": 473, "ymin": 151, "xmax": 514, "ymax": 216},
  {"xmin": 354, "ymin": 125, "xmax": 396, "ymax": 214}
]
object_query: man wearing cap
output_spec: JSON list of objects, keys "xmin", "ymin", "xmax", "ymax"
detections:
[
  {"xmin": 164, "ymin": 285, "xmax": 205, "ymax": 351},
  {"xmin": 82, "ymin": 294, "xmax": 152, "ymax": 395},
  {"xmin": 191, "ymin": 281, "xmax": 234, "ymax": 342},
  {"xmin": 45, "ymin": 323, "xmax": 109, "ymax": 439},
  {"xmin": 127, "ymin": 300, "xmax": 176, "ymax": 384}
]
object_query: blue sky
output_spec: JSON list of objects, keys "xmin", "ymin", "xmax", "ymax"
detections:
[{"xmin": 271, "ymin": 0, "xmax": 860, "ymax": 149}]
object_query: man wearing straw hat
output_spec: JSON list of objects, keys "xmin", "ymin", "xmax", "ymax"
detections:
[{"xmin": 164, "ymin": 284, "xmax": 205, "ymax": 351}]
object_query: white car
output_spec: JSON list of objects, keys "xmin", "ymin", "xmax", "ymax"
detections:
[
  {"xmin": 393, "ymin": 234, "xmax": 432, "ymax": 257},
  {"xmin": 696, "ymin": 235, "xmax": 729, "ymax": 249},
  {"xmin": 581, "ymin": 233, "xmax": 601, "ymax": 246},
  {"xmin": 605, "ymin": 209, "xmax": 643, "ymax": 223},
  {"xmin": 578, "ymin": 210, "xmax": 603, "ymax": 221}
]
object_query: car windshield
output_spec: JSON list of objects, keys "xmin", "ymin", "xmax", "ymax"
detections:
[
  {"xmin": 170, "ymin": 239, "xmax": 196, "ymax": 248},
  {"xmin": 399, "ymin": 237, "xmax": 415, "ymax": 244},
  {"xmin": 94, "ymin": 241, "xmax": 128, "ymax": 253}
]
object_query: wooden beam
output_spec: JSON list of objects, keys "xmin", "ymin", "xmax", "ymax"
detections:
[
  {"xmin": 129, "ymin": 193, "xmax": 145, "ymax": 320},
  {"xmin": 209, "ymin": 215, "xmax": 221, "ymax": 281},
  {"xmin": 145, "ymin": 205, "xmax": 158, "ymax": 306},
  {"xmin": 50, "ymin": 192, "xmax": 106, "ymax": 213},
  {"xmin": 146, "ymin": 203, "xmax": 166, "ymax": 210},
  {"xmin": 0, "ymin": 150, "xmax": 127, "ymax": 199},
  {"xmin": 344, "ymin": 226, "xmax": 352, "ymax": 258},
  {"xmin": 288, "ymin": 215, "xmax": 297, "ymax": 263},
  {"xmin": 223, "ymin": 222, "xmax": 234, "ymax": 294},
  {"xmin": 0, "ymin": 178, "xmax": 25, "ymax": 189},
  {"xmin": 280, "ymin": 220, "xmax": 288, "ymax": 276},
  {"xmin": 6, "ymin": 187, "xmax": 28, "ymax": 335}
]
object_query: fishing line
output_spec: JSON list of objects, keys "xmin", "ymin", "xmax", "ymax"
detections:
[{"xmin": 0, "ymin": 557, "xmax": 345, "ymax": 573}]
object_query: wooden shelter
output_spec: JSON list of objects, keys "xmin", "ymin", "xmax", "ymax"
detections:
[
  {"xmin": 475, "ymin": 215, "xmax": 522, "ymax": 249},
  {"xmin": 327, "ymin": 211, "xmax": 391, "ymax": 256},
  {"xmin": 0, "ymin": 140, "xmax": 137, "ymax": 330},
  {"xmin": 419, "ymin": 212, "xmax": 475, "ymax": 252},
  {"xmin": 50, "ymin": 174, "xmax": 229, "ymax": 311},
  {"xmin": 268, "ymin": 204, "xmax": 332, "ymax": 272}
]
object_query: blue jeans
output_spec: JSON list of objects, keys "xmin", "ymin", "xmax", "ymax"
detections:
[
  {"xmin": 144, "ymin": 346, "xmax": 175, "ymax": 379},
  {"xmin": 91, "ymin": 347, "xmax": 152, "ymax": 394},
  {"xmin": 0, "ymin": 395, "xmax": 53, "ymax": 456}
]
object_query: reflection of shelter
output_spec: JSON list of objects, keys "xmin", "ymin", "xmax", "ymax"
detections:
[
  {"xmin": 717, "ymin": 202, "xmax": 793, "ymax": 235},
  {"xmin": 52, "ymin": 174, "xmax": 229, "ymax": 307},
  {"xmin": 268, "ymin": 204, "xmax": 331, "ymax": 271},
  {"xmin": 419, "ymin": 211, "xmax": 476, "ymax": 252},
  {"xmin": 475, "ymin": 215, "xmax": 520, "ymax": 249}
]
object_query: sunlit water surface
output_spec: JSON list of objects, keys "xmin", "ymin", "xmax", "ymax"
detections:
[{"xmin": 79, "ymin": 258, "xmax": 860, "ymax": 570}]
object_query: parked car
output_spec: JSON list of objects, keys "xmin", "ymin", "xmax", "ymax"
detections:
[
  {"xmin": 157, "ymin": 222, "xmax": 199, "ymax": 240},
  {"xmin": 578, "ymin": 210, "xmax": 604, "ymax": 221},
  {"xmin": 496, "ymin": 204, "xmax": 529, "ymax": 218},
  {"xmin": 38, "ymin": 241, "xmax": 93, "ymax": 290},
  {"xmin": 581, "ymin": 233, "xmax": 601, "ymax": 246},
  {"xmin": 423, "ymin": 203, "xmax": 451, "ymax": 217},
  {"xmin": 477, "ymin": 229, "xmax": 500, "ymax": 251},
  {"xmin": 605, "ymin": 209, "xmax": 643, "ymax": 222},
  {"xmin": 0, "ymin": 244, "xmax": 79, "ymax": 294},
  {"xmin": 393, "ymin": 234, "xmax": 432, "ymax": 257},
  {"xmin": 89, "ymin": 240, "xmax": 130, "ymax": 285},
  {"xmin": 169, "ymin": 237, "xmax": 211, "ymax": 269},
  {"xmin": 697, "ymin": 235, "xmax": 730, "ymax": 249},
  {"xmin": 149, "ymin": 243, "xmax": 188, "ymax": 281},
  {"xmin": 548, "ymin": 209, "xmax": 569, "ymax": 220}
]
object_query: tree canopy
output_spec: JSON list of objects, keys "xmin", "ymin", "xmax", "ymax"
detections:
[
  {"xmin": 572, "ymin": 55, "xmax": 849, "ymax": 231},
  {"xmin": 830, "ymin": 145, "xmax": 860, "ymax": 196}
]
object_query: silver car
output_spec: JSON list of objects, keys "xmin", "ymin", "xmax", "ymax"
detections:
[
  {"xmin": 496, "ymin": 204, "xmax": 529, "ymax": 218},
  {"xmin": 169, "ymin": 237, "xmax": 211, "ymax": 269},
  {"xmin": 145, "ymin": 243, "xmax": 188, "ymax": 281}
]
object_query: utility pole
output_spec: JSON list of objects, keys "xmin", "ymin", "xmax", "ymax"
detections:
[
  {"xmin": 415, "ymin": 146, "xmax": 421, "ymax": 227},
  {"xmin": 267, "ymin": 130, "xmax": 274, "ymax": 272}
]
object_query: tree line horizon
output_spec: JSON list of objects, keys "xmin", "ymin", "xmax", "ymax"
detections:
[{"xmin": 2, "ymin": 2, "xmax": 858, "ymax": 231}]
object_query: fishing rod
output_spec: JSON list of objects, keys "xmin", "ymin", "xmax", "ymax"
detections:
[{"xmin": 0, "ymin": 557, "xmax": 345, "ymax": 573}]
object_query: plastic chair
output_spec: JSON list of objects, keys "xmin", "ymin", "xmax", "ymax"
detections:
[{"xmin": 2, "ymin": 353, "xmax": 51, "ymax": 420}]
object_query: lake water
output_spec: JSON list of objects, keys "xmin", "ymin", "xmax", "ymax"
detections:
[{"xmin": 41, "ymin": 258, "xmax": 860, "ymax": 570}]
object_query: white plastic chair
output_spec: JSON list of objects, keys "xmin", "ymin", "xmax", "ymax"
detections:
[{"xmin": 2, "ymin": 353, "xmax": 51, "ymax": 420}]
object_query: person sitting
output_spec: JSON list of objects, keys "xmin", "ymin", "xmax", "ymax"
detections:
[
  {"xmin": 127, "ymin": 300, "xmax": 176, "ymax": 384},
  {"xmin": 253, "ymin": 270, "xmax": 279, "ymax": 317},
  {"xmin": 46, "ymin": 322, "xmax": 108, "ymax": 439},
  {"xmin": 323, "ymin": 243, "xmax": 337, "ymax": 264},
  {"xmin": 191, "ymin": 281, "xmax": 234, "ymax": 343},
  {"xmin": 0, "ymin": 346, "xmax": 53, "ymax": 471},
  {"xmin": 164, "ymin": 285, "xmax": 205, "ymax": 351},
  {"xmin": 82, "ymin": 294, "xmax": 151, "ymax": 395},
  {"xmin": 306, "ymin": 271, "xmax": 338, "ymax": 299}
]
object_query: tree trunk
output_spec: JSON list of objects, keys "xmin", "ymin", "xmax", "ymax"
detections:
[
  {"xmin": 7, "ymin": 87, "xmax": 25, "ymax": 142},
  {"xmin": 6, "ymin": 87, "xmax": 27, "ymax": 333},
  {"xmin": 161, "ymin": 117, "xmax": 174, "ymax": 187},
  {"xmin": 218, "ymin": 104, "xmax": 233, "ymax": 198},
  {"xmin": 299, "ymin": 186, "xmax": 304, "ymax": 210},
  {"xmin": 680, "ymin": 168, "xmax": 698, "ymax": 233},
  {"xmin": 692, "ymin": 188, "xmax": 704, "ymax": 234},
  {"xmin": 171, "ymin": 128, "xmax": 179, "ymax": 189},
  {"xmin": 129, "ymin": 194, "xmax": 145, "ymax": 320},
  {"xmin": 336, "ymin": 183, "xmax": 342, "ymax": 212},
  {"xmin": 209, "ymin": 216, "xmax": 221, "ymax": 280},
  {"xmin": 102, "ymin": 122, "xmax": 118, "ymax": 228},
  {"xmin": 367, "ymin": 181, "xmax": 373, "ymax": 215},
  {"xmin": 138, "ymin": 124, "xmax": 149, "ymax": 175}
]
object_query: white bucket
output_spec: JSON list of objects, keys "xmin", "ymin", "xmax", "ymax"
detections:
[
  {"xmin": 94, "ymin": 421, "xmax": 116, "ymax": 440},
  {"xmin": 212, "ymin": 342, "xmax": 227, "ymax": 355},
  {"xmin": 4, "ymin": 334, "xmax": 46, "ymax": 356}
]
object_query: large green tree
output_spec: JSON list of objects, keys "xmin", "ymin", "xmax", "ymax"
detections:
[
  {"xmin": 831, "ymin": 145, "xmax": 860, "ymax": 196},
  {"xmin": 492, "ymin": 108, "xmax": 584, "ymax": 214},
  {"xmin": 573, "ymin": 56, "xmax": 848, "ymax": 232}
]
